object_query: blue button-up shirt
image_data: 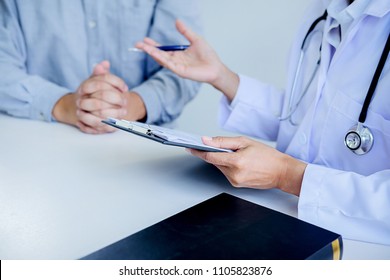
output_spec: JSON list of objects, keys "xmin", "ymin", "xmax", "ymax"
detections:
[{"xmin": 0, "ymin": 0, "xmax": 202, "ymax": 124}]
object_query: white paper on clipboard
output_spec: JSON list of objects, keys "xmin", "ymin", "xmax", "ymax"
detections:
[{"xmin": 102, "ymin": 118, "xmax": 232, "ymax": 153}]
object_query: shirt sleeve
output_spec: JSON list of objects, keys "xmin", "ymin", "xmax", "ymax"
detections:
[
  {"xmin": 131, "ymin": 0, "xmax": 202, "ymax": 125},
  {"xmin": 219, "ymin": 74, "xmax": 285, "ymax": 141},
  {"xmin": 0, "ymin": 0, "xmax": 70, "ymax": 122},
  {"xmin": 299, "ymin": 164, "xmax": 390, "ymax": 245}
]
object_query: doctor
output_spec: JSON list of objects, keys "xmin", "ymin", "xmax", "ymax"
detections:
[{"xmin": 137, "ymin": 0, "xmax": 390, "ymax": 245}]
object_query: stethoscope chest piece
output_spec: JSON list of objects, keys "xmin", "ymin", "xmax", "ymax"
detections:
[
  {"xmin": 344, "ymin": 123, "xmax": 374, "ymax": 155},
  {"xmin": 279, "ymin": 10, "xmax": 389, "ymax": 155}
]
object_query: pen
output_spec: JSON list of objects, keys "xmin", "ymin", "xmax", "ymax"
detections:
[{"xmin": 128, "ymin": 45, "xmax": 189, "ymax": 52}]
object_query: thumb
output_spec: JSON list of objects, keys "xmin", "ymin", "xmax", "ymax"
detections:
[
  {"xmin": 175, "ymin": 19, "xmax": 199, "ymax": 44},
  {"xmin": 202, "ymin": 136, "xmax": 248, "ymax": 151},
  {"xmin": 92, "ymin": 60, "xmax": 110, "ymax": 76}
]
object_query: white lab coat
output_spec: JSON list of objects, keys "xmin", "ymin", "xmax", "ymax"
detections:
[{"xmin": 219, "ymin": 0, "xmax": 390, "ymax": 245}]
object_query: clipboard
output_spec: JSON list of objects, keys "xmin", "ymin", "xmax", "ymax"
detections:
[{"xmin": 102, "ymin": 118, "xmax": 231, "ymax": 152}]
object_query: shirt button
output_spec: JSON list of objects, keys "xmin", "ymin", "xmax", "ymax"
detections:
[
  {"xmin": 88, "ymin": 20, "xmax": 97, "ymax": 29},
  {"xmin": 299, "ymin": 133, "xmax": 307, "ymax": 145}
]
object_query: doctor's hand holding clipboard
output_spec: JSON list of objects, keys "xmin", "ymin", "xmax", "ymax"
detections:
[
  {"xmin": 135, "ymin": 19, "xmax": 306, "ymax": 196},
  {"xmin": 135, "ymin": 0, "xmax": 390, "ymax": 247}
]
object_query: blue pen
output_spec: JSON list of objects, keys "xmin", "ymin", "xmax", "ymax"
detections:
[
  {"xmin": 129, "ymin": 45, "xmax": 189, "ymax": 52},
  {"xmin": 157, "ymin": 45, "xmax": 189, "ymax": 51}
]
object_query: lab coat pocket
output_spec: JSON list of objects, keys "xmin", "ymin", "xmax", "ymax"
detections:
[{"xmin": 318, "ymin": 91, "xmax": 390, "ymax": 175}]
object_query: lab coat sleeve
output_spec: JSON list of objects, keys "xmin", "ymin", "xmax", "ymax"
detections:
[
  {"xmin": 219, "ymin": 74, "xmax": 284, "ymax": 141},
  {"xmin": 130, "ymin": 0, "xmax": 202, "ymax": 125},
  {"xmin": 0, "ymin": 0, "xmax": 70, "ymax": 122},
  {"xmin": 299, "ymin": 164, "xmax": 390, "ymax": 245}
]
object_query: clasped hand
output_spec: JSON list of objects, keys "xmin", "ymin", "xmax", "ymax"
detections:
[
  {"xmin": 75, "ymin": 61, "xmax": 128, "ymax": 133},
  {"xmin": 53, "ymin": 60, "xmax": 131, "ymax": 134}
]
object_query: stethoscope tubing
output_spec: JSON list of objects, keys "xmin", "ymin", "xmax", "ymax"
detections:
[{"xmin": 278, "ymin": 9, "xmax": 389, "ymax": 155}]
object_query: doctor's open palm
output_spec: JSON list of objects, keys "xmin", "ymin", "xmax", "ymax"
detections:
[{"xmin": 136, "ymin": 20, "xmax": 240, "ymax": 101}]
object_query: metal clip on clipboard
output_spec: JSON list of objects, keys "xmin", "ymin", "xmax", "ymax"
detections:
[{"xmin": 102, "ymin": 118, "xmax": 231, "ymax": 152}]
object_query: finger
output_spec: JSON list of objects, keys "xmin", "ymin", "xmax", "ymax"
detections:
[
  {"xmin": 79, "ymin": 80, "xmax": 118, "ymax": 95},
  {"xmin": 77, "ymin": 110, "xmax": 107, "ymax": 129},
  {"xmin": 143, "ymin": 37, "xmax": 160, "ymax": 46},
  {"xmin": 89, "ymin": 90, "xmax": 127, "ymax": 107},
  {"xmin": 136, "ymin": 42, "xmax": 170, "ymax": 64},
  {"xmin": 95, "ymin": 73, "xmax": 128, "ymax": 93},
  {"xmin": 77, "ymin": 121, "xmax": 100, "ymax": 134},
  {"xmin": 78, "ymin": 96, "xmax": 120, "ymax": 111},
  {"xmin": 77, "ymin": 121, "xmax": 116, "ymax": 134},
  {"xmin": 91, "ymin": 60, "xmax": 111, "ymax": 77},
  {"xmin": 202, "ymin": 136, "xmax": 249, "ymax": 151},
  {"xmin": 90, "ymin": 107, "xmax": 127, "ymax": 119},
  {"xmin": 81, "ymin": 75, "xmax": 128, "ymax": 94},
  {"xmin": 138, "ymin": 42, "xmax": 186, "ymax": 75},
  {"xmin": 100, "ymin": 60, "xmax": 110, "ymax": 71},
  {"xmin": 176, "ymin": 19, "xmax": 199, "ymax": 44},
  {"xmin": 187, "ymin": 148, "xmax": 234, "ymax": 167},
  {"xmin": 92, "ymin": 64, "xmax": 108, "ymax": 76},
  {"xmin": 78, "ymin": 108, "xmax": 126, "ymax": 129}
]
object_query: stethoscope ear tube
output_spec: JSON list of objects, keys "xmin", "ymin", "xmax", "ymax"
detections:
[{"xmin": 279, "ymin": 11, "xmax": 328, "ymax": 125}]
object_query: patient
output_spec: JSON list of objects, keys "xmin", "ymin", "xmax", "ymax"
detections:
[{"xmin": 0, "ymin": 0, "xmax": 202, "ymax": 133}]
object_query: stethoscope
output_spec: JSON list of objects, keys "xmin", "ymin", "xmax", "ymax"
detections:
[{"xmin": 279, "ymin": 10, "xmax": 390, "ymax": 155}]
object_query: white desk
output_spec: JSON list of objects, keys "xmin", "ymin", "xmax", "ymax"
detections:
[{"xmin": 1, "ymin": 114, "xmax": 389, "ymax": 260}]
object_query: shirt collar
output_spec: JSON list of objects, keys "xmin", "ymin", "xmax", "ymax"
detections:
[
  {"xmin": 364, "ymin": 0, "xmax": 390, "ymax": 17},
  {"xmin": 321, "ymin": 0, "xmax": 390, "ymax": 18},
  {"xmin": 327, "ymin": 0, "xmax": 353, "ymax": 27},
  {"xmin": 322, "ymin": 0, "xmax": 387, "ymax": 49}
]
